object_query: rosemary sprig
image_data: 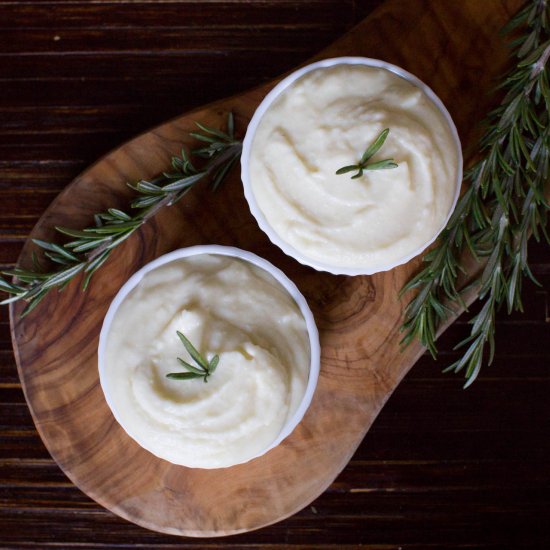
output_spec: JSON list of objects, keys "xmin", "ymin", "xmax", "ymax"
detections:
[
  {"xmin": 167, "ymin": 331, "xmax": 219, "ymax": 383},
  {"xmin": 336, "ymin": 128, "xmax": 398, "ymax": 178},
  {"xmin": 0, "ymin": 113, "xmax": 242, "ymax": 316},
  {"xmin": 401, "ymin": 0, "xmax": 550, "ymax": 387}
]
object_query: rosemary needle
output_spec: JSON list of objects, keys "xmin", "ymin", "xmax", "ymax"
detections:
[
  {"xmin": 335, "ymin": 128, "xmax": 398, "ymax": 179},
  {"xmin": 166, "ymin": 331, "xmax": 220, "ymax": 383}
]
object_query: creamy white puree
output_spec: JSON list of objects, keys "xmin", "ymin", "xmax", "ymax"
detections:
[
  {"xmin": 248, "ymin": 64, "xmax": 459, "ymax": 270},
  {"xmin": 102, "ymin": 254, "xmax": 309, "ymax": 468}
]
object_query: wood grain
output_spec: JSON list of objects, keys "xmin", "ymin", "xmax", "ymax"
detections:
[{"xmin": 1, "ymin": 0, "xmax": 547, "ymax": 548}]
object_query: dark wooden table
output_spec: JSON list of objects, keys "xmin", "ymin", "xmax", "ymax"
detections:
[{"xmin": 1, "ymin": 1, "xmax": 549, "ymax": 548}]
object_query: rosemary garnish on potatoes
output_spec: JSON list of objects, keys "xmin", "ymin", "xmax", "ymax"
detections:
[
  {"xmin": 335, "ymin": 128, "xmax": 398, "ymax": 178},
  {"xmin": 167, "ymin": 331, "xmax": 219, "ymax": 383},
  {"xmin": 0, "ymin": 113, "xmax": 242, "ymax": 316}
]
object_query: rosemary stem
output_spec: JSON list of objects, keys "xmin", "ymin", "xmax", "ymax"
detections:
[
  {"xmin": 401, "ymin": 0, "xmax": 550, "ymax": 386},
  {"xmin": 85, "ymin": 237, "xmax": 115, "ymax": 263},
  {"xmin": 143, "ymin": 191, "xmax": 181, "ymax": 219},
  {"xmin": 85, "ymin": 141, "xmax": 242, "ymax": 265},
  {"xmin": 204, "ymin": 142, "xmax": 242, "ymax": 172},
  {"xmin": 0, "ymin": 113, "xmax": 242, "ymax": 316}
]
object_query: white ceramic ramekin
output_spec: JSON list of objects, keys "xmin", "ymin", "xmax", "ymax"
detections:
[
  {"xmin": 97, "ymin": 245, "xmax": 320, "ymax": 468},
  {"xmin": 241, "ymin": 56, "xmax": 463, "ymax": 276}
]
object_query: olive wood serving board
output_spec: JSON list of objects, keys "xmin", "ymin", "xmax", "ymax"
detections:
[{"xmin": 10, "ymin": 0, "xmax": 523, "ymax": 537}]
